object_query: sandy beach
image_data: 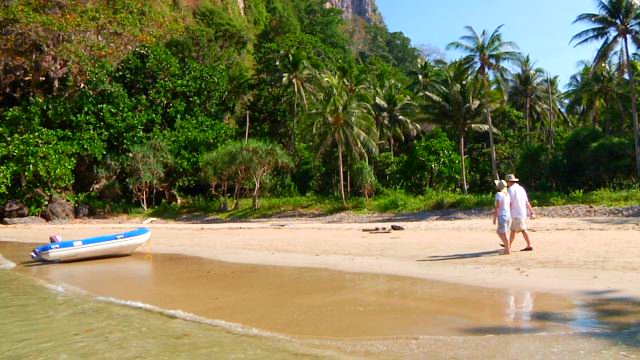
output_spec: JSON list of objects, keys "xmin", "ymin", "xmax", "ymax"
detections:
[
  {"xmin": 2, "ymin": 215, "xmax": 640, "ymax": 358},
  {"xmin": 2, "ymin": 215, "xmax": 639, "ymax": 298}
]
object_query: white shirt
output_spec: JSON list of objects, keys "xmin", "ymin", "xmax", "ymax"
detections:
[
  {"xmin": 508, "ymin": 183, "xmax": 529, "ymax": 218},
  {"xmin": 495, "ymin": 191, "xmax": 511, "ymax": 217}
]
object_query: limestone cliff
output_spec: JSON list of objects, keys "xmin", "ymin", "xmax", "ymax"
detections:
[{"xmin": 326, "ymin": 0, "xmax": 382, "ymax": 24}]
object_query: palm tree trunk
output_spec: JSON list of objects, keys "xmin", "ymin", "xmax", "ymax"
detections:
[
  {"xmin": 245, "ymin": 110, "xmax": 250, "ymax": 144},
  {"xmin": 525, "ymin": 96, "xmax": 531, "ymax": 135},
  {"xmin": 486, "ymin": 110, "xmax": 499, "ymax": 180},
  {"xmin": 624, "ymin": 37, "xmax": 640, "ymax": 178},
  {"xmin": 545, "ymin": 76, "xmax": 555, "ymax": 146},
  {"xmin": 460, "ymin": 135, "xmax": 468, "ymax": 194},
  {"xmin": 482, "ymin": 74, "xmax": 499, "ymax": 180},
  {"xmin": 292, "ymin": 99, "xmax": 297, "ymax": 152},
  {"xmin": 252, "ymin": 178, "xmax": 260, "ymax": 210},
  {"xmin": 338, "ymin": 141, "xmax": 346, "ymax": 205}
]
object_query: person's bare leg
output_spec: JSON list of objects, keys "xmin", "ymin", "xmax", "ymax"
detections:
[
  {"xmin": 522, "ymin": 231, "xmax": 532, "ymax": 249},
  {"xmin": 509, "ymin": 231, "xmax": 516, "ymax": 246},
  {"xmin": 499, "ymin": 232, "xmax": 510, "ymax": 255}
]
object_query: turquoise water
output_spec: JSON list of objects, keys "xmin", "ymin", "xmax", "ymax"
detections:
[{"xmin": 0, "ymin": 269, "xmax": 336, "ymax": 359}]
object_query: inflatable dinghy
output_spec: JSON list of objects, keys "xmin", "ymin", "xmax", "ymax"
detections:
[{"xmin": 31, "ymin": 227, "xmax": 151, "ymax": 262}]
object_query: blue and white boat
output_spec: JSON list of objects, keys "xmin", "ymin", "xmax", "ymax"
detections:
[{"xmin": 31, "ymin": 227, "xmax": 151, "ymax": 262}]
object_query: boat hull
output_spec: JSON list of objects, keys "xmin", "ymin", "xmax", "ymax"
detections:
[{"xmin": 31, "ymin": 228, "xmax": 151, "ymax": 262}]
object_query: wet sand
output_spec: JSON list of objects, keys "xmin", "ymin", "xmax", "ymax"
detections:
[{"xmin": 2, "ymin": 242, "xmax": 578, "ymax": 338}]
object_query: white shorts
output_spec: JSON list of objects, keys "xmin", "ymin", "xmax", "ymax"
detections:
[{"xmin": 511, "ymin": 217, "xmax": 528, "ymax": 232}]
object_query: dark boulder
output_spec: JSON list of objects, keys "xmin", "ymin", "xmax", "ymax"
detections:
[
  {"xmin": 75, "ymin": 203, "xmax": 91, "ymax": 218},
  {"xmin": 2, "ymin": 200, "xmax": 29, "ymax": 218},
  {"xmin": 45, "ymin": 197, "xmax": 74, "ymax": 221}
]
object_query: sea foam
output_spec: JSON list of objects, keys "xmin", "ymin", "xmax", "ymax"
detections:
[
  {"xmin": 0, "ymin": 254, "xmax": 16, "ymax": 270},
  {"xmin": 96, "ymin": 296, "xmax": 290, "ymax": 340}
]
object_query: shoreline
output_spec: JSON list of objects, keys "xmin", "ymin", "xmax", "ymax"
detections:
[{"xmin": 2, "ymin": 216, "xmax": 639, "ymax": 299}]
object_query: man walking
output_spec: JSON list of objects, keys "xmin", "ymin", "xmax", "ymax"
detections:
[{"xmin": 506, "ymin": 174, "xmax": 535, "ymax": 251}]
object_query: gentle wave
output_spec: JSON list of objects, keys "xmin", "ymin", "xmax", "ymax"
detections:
[
  {"xmin": 96, "ymin": 296, "xmax": 291, "ymax": 340},
  {"xmin": 0, "ymin": 254, "xmax": 16, "ymax": 270}
]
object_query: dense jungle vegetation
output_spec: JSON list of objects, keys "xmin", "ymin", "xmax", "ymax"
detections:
[{"xmin": 1, "ymin": 0, "xmax": 639, "ymax": 217}]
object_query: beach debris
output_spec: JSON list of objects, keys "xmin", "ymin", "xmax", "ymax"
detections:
[
  {"xmin": 362, "ymin": 227, "xmax": 392, "ymax": 234},
  {"xmin": 363, "ymin": 224, "xmax": 405, "ymax": 233},
  {"xmin": 142, "ymin": 217, "xmax": 158, "ymax": 224}
]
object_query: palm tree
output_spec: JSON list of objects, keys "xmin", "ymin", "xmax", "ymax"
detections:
[
  {"xmin": 372, "ymin": 80, "xmax": 420, "ymax": 157},
  {"xmin": 312, "ymin": 73, "xmax": 378, "ymax": 204},
  {"xmin": 423, "ymin": 60, "xmax": 491, "ymax": 193},
  {"xmin": 411, "ymin": 60, "xmax": 440, "ymax": 95},
  {"xmin": 540, "ymin": 75, "xmax": 568, "ymax": 145},
  {"xmin": 572, "ymin": 0, "xmax": 640, "ymax": 176},
  {"xmin": 509, "ymin": 55, "xmax": 546, "ymax": 134},
  {"xmin": 566, "ymin": 61, "xmax": 624, "ymax": 131},
  {"xmin": 280, "ymin": 50, "xmax": 315, "ymax": 149},
  {"xmin": 447, "ymin": 25, "xmax": 520, "ymax": 180}
]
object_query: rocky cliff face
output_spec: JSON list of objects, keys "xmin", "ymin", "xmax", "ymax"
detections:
[{"xmin": 326, "ymin": 0, "xmax": 382, "ymax": 24}]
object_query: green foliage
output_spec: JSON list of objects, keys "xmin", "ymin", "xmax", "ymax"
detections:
[
  {"xmin": 403, "ymin": 129, "xmax": 461, "ymax": 193},
  {"xmin": 351, "ymin": 161, "xmax": 377, "ymax": 198},
  {"xmin": 371, "ymin": 189, "xmax": 493, "ymax": 213},
  {"xmin": 0, "ymin": 128, "xmax": 76, "ymax": 209},
  {"xmin": 126, "ymin": 138, "xmax": 173, "ymax": 210},
  {"xmin": 193, "ymin": 5, "xmax": 251, "ymax": 53},
  {"xmin": 361, "ymin": 25, "xmax": 421, "ymax": 73},
  {"xmin": 201, "ymin": 140, "xmax": 292, "ymax": 209}
]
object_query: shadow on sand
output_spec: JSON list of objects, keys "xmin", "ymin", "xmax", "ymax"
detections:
[
  {"xmin": 582, "ymin": 218, "xmax": 640, "ymax": 226},
  {"xmin": 418, "ymin": 250, "xmax": 502, "ymax": 262},
  {"xmin": 22, "ymin": 254, "xmax": 132, "ymax": 267}
]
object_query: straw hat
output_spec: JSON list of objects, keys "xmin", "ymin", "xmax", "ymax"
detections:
[
  {"xmin": 505, "ymin": 174, "xmax": 519, "ymax": 182},
  {"xmin": 494, "ymin": 180, "xmax": 507, "ymax": 191}
]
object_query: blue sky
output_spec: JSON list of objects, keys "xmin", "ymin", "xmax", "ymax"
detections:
[{"xmin": 376, "ymin": 0, "xmax": 601, "ymax": 88}]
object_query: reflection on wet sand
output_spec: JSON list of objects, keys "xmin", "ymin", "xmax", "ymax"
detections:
[
  {"xmin": 1, "ymin": 241, "xmax": 639, "ymax": 346},
  {"xmin": 506, "ymin": 290, "xmax": 534, "ymax": 325}
]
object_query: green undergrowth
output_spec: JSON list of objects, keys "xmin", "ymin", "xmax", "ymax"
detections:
[
  {"xmin": 127, "ymin": 188, "xmax": 640, "ymax": 221},
  {"xmin": 529, "ymin": 188, "xmax": 640, "ymax": 208}
]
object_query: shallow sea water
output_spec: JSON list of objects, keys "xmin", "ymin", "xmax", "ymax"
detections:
[
  {"xmin": 0, "ymin": 270, "xmax": 336, "ymax": 359},
  {"xmin": 1, "ymin": 241, "xmax": 639, "ymax": 359}
]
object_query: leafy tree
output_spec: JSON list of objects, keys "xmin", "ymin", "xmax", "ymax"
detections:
[
  {"xmin": 201, "ymin": 140, "xmax": 292, "ymax": 209},
  {"xmin": 242, "ymin": 140, "xmax": 293, "ymax": 208},
  {"xmin": 126, "ymin": 138, "xmax": 172, "ymax": 210},
  {"xmin": 0, "ymin": 128, "xmax": 77, "ymax": 210},
  {"xmin": 403, "ymin": 128, "xmax": 461, "ymax": 193}
]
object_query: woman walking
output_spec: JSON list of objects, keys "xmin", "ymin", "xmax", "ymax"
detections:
[{"xmin": 493, "ymin": 180, "xmax": 512, "ymax": 255}]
